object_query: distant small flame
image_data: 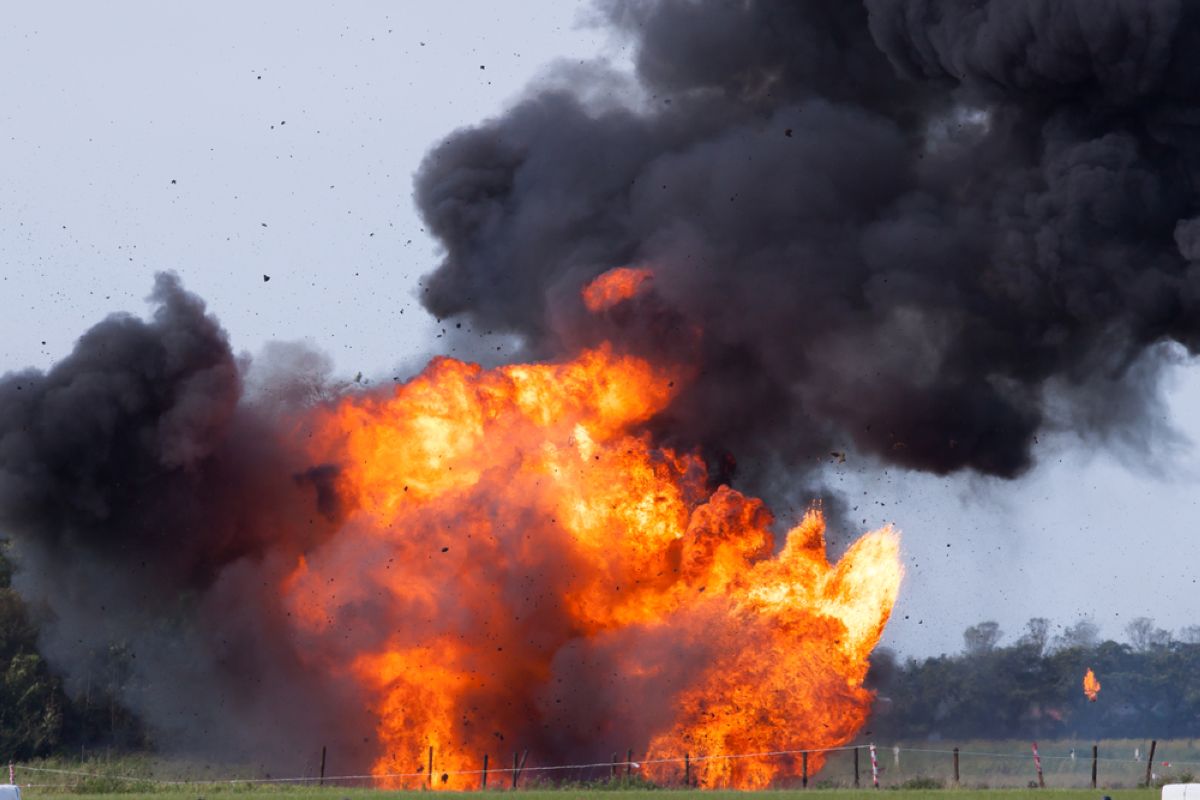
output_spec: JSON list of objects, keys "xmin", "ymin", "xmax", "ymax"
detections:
[
  {"xmin": 582, "ymin": 267, "xmax": 654, "ymax": 312},
  {"xmin": 1083, "ymin": 668, "xmax": 1101, "ymax": 701}
]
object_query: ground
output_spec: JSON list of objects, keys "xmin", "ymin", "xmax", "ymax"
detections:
[{"xmin": 14, "ymin": 791, "xmax": 1164, "ymax": 800}]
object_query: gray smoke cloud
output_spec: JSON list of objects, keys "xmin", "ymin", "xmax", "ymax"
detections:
[
  {"xmin": 417, "ymin": 0, "xmax": 1200, "ymax": 486},
  {"xmin": 0, "ymin": 273, "xmax": 373, "ymax": 767}
]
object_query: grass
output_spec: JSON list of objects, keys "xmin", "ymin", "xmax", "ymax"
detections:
[
  {"xmin": 787, "ymin": 738, "xmax": 1199, "ymax": 790},
  {"xmin": 15, "ymin": 739, "xmax": 1198, "ymax": 797},
  {"xmin": 13, "ymin": 791, "xmax": 1166, "ymax": 800}
]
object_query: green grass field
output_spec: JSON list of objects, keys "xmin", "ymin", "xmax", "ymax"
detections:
[
  {"xmin": 12, "ymin": 791, "xmax": 1166, "ymax": 800},
  {"xmin": 13, "ymin": 739, "xmax": 1195, "ymax": 797}
]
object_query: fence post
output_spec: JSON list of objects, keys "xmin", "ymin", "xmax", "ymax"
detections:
[
  {"xmin": 684, "ymin": 752, "xmax": 690, "ymax": 787},
  {"xmin": 482, "ymin": 753, "xmax": 488, "ymax": 790},
  {"xmin": 319, "ymin": 745, "xmax": 327, "ymax": 787},
  {"xmin": 1091, "ymin": 745, "xmax": 1098, "ymax": 789},
  {"xmin": 854, "ymin": 747, "xmax": 860, "ymax": 788},
  {"xmin": 1146, "ymin": 740, "xmax": 1158, "ymax": 787},
  {"xmin": 1032, "ymin": 742, "xmax": 1045, "ymax": 788},
  {"xmin": 627, "ymin": 749, "xmax": 633, "ymax": 779},
  {"xmin": 802, "ymin": 751, "xmax": 808, "ymax": 789},
  {"xmin": 869, "ymin": 744, "xmax": 879, "ymax": 788},
  {"xmin": 508, "ymin": 749, "xmax": 527, "ymax": 788},
  {"xmin": 952, "ymin": 747, "xmax": 959, "ymax": 786},
  {"xmin": 428, "ymin": 746, "xmax": 433, "ymax": 789}
]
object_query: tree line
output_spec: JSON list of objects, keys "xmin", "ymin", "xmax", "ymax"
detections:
[
  {"xmin": 0, "ymin": 541, "xmax": 145, "ymax": 761},
  {"xmin": 868, "ymin": 617, "xmax": 1200, "ymax": 740}
]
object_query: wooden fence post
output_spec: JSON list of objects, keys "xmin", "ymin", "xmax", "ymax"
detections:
[
  {"xmin": 1091, "ymin": 745, "xmax": 1098, "ymax": 789},
  {"xmin": 801, "ymin": 751, "xmax": 808, "ymax": 788},
  {"xmin": 952, "ymin": 747, "xmax": 959, "ymax": 786},
  {"xmin": 482, "ymin": 753, "xmax": 488, "ymax": 790},
  {"xmin": 428, "ymin": 746, "xmax": 433, "ymax": 789},
  {"xmin": 1146, "ymin": 740, "xmax": 1158, "ymax": 787},
  {"xmin": 627, "ymin": 749, "xmax": 633, "ymax": 778},
  {"xmin": 510, "ymin": 749, "xmax": 527, "ymax": 789},
  {"xmin": 684, "ymin": 752, "xmax": 690, "ymax": 787},
  {"xmin": 854, "ymin": 746, "xmax": 860, "ymax": 788},
  {"xmin": 319, "ymin": 745, "xmax": 327, "ymax": 787}
]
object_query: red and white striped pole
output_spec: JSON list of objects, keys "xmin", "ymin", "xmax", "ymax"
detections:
[
  {"xmin": 1032, "ymin": 742, "xmax": 1045, "ymax": 788},
  {"xmin": 8, "ymin": 763, "xmax": 13, "ymax": 784},
  {"xmin": 869, "ymin": 744, "xmax": 879, "ymax": 788}
]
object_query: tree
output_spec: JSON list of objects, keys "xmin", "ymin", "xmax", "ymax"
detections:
[
  {"xmin": 0, "ymin": 541, "xmax": 66, "ymax": 759},
  {"xmin": 1054, "ymin": 618, "xmax": 1100, "ymax": 650},
  {"xmin": 1017, "ymin": 617, "xmax": 1051, "ymax": 655},
  {"xmin": 1126, "ymin": 616, "xmax": 1171, "ymax": 652},
  {"xmin": 1179, "ymin": 625, "xmax": 1200, "ymax": 644},
  {"xmin": 1, "ymin": 653, "xmax": 63, "ymax": 758},
  {"xmin": 963, "ymin": 621, "xmax": 1003, "ymax": 655}
]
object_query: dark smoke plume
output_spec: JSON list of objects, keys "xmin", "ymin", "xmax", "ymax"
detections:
[
  {"xmin": 417, "ymin": 0, "xmax": 1200, "ymax": 481},
  {"xmin": 0, "ymin": 274, "xmax": 372, "ymax": 765}
]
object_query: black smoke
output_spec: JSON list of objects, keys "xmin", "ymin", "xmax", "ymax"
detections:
[
  {"xmin": 417, "ymin": 0, "xmax": 1200, "ymax": 483},
  {"xmin": 0, "ymin": 274, "xmax": 373, "ymax": 767}
]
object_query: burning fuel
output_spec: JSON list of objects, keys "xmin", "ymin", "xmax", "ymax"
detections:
[
  {"xmin": 1083, "ymin": 668, "xmax": 1101, "ymax": 702},
  {"xmin": 284, "ymin": 269, "xmax": 904, "ymax": 789}
]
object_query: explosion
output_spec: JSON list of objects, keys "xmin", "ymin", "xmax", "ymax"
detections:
[
  {"xmin": 279, "ymin": 270, "xmax": 903, "ymax": 789},
  {"xmin": 1083, "ymin": 668, "xmax": 1101, "ymax": 702}
]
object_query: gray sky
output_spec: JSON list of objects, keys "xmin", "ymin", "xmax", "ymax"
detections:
[{"xmin": 2, "ymin": 2, "xmax": 1197, "ymax": 658}]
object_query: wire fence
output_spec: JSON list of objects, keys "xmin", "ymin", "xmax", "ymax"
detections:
[
  {"xmin": 804, "ymin": 739, "xmax": 1198, "ymax": 789},
  {"xmin": 10, "ymin": 738, "xmax": 1200, "ymax": 791}
]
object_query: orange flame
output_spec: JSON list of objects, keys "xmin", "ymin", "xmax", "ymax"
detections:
[
  {"xmin": 581, "ymin": 266, "xmax": 654, "ymax": 312},
  {"xmin": 1083, "ymin": 668, "xmax": 1101, "ymax": 702},
  {"xmin": 281, "ymin": 273, "xmax": 903, "ymax": 789}
]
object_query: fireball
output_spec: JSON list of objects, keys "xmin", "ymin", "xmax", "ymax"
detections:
[{"xmin": 280, "ymin": 269, "xmax": 903, "ymax": 789}]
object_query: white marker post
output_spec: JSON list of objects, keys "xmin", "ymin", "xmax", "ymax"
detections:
[
  {"xmin": 1032, "ymin": 741, "xmax": 1045, "ymax": 788},
  {"xmin": 869, "ymin": 744, "xmax": 879, "ymax": 788}
]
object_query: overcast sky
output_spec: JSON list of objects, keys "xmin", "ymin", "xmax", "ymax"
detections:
[{"xmin": 3, "ymin": 2, "xmax": 1197, "ymax": 658}]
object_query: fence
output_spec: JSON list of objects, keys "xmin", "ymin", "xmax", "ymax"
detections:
[
  {"xmin": 10, "ymin": 738, "xmax": 1200, "ymax": 791},
  {"xmin": 768, "ymin": 739, "xmax": 1200, "ymax": 789}
]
